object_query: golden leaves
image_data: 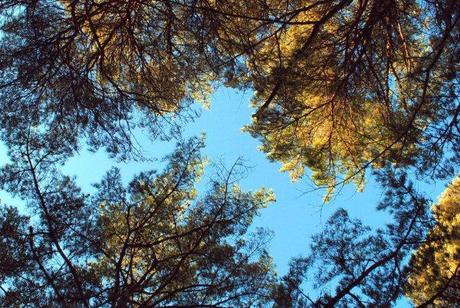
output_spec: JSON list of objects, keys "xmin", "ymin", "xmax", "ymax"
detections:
[
  {"xmin": 406, "ymin": 176, "xmax": 460, "ymax": 305},
  {"xmin": 244, "ymin": 0, "xmax": 440, "ymax": 198}
]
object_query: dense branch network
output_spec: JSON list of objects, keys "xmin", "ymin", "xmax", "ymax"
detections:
[
  {"xmin": 0, "ymin": 137, "xmax": 276, "ymax": 306},
  {"xmin": 0, "ymin": 0, "xmax": 459, "ymax": 307},
  {"xmin": 1, "ymin": 0, "xmax": 458, "ymax": 181}
]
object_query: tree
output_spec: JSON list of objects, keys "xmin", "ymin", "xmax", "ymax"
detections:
[
  {"xmin": 242, "ymin": 0, "xmax": 460, "ymax": 198},
  {"xmin": 1, "ymin": 0, "xmax": 460, "ymax": 306},
  {"xmin": 0, "ymin": 136, "xmax": 276, "ymax": 306},
  {"xmin": 405, "ymin": 176, "xmax": 460, "ymax": 306},
  {"xmin": 0, "ymin": 0, "xmax": 216, "ymax": 158},
  {"xmin": 270, "ymin": 169, "xmax": 459, "ymax": 307},
  {"xmin": 1, "ymin": 0, "xmax": 458, "ymax": 191}
]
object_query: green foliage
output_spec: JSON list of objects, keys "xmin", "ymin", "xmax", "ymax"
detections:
[
  {"xmin": 0, "ymin": 138, "xmax": 275, "ymax": 306},
  {"xmin": 269, "ymin": 169, "xmax": 460, "ymax": 307},
  {"xmin": 0, "ymin": 0, "xmax": 217, "ymax": 158},
  {"xmin": 0, "ymin": 0, "xmax": 459, "ymax": 306},
  {"xmin": 0, "ymin": 206, "xmax": 30, "ymax": 284},
  {"xmin": 2, "ymin": 0, "xmax": 458, "ymax": 182},
  {"xmin": 272, "ymin": 169, "xmax": 441, "ymax": 307}
]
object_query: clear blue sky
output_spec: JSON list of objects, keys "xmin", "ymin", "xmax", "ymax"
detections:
[{"xmin": 0, "ymin": 86, "xmax": 448, "ymax": 306}]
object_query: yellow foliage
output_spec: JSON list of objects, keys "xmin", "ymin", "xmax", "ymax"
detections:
[
  {"xmin": 406, "ymin": 176, "xmax": 460, "ymax": 305},
  {"xmin": 246, "ymin": 0, "xmax": 430, "ymax": 198},
  {"xmin": 59, "ymin": 0, "xmax": 215, "ymax": 114}
]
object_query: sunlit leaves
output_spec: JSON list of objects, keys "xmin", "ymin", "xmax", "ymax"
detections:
[
  {"xmin": 406, "ymin": 176, "xmax": 460, "ymax": 306},
  {"xmin": 0, "ymin": 137, "xmax": 276, "ymax": 306},
  {"xmin": 0, "ymin": 0, "xmax": 219, "ymax": 158},
  {"xmin": 245, "ymin": 0, "xmax": 459, "ymax": 197},
  {"xmin": 1, "ymin": 0, "xmax": 458, "ymax": 183}
]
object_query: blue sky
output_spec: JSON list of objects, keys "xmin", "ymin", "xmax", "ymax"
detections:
[
  {"xmin": 0, "ymin": 86, "xmax": 449, "ymax": 306},
  {"xmin": 61, "ymin": 86, "xmax": 448, "ymax": 272},
  {"xmin": 58, "ymin": 88, "xmax": 388, "ymax": 272}
]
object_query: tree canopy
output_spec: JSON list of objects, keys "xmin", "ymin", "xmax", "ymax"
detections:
[
  {"xmin": 406, "ymin": 176, "xmax": 460, "ymax": 306},
  {"xmin": 244, "ymin": 0, "xmax": 460, "ymax": 197},
  {"xmin": 0, "ymin": 0, "xmax": 459, "ymax": 306},
  {"xmin": 2, "ymin": 0, "xmax": 458, "ymax": 182},
  {"xmin": 0, "ymin": 0, "xmax": 460, "ymax": 178},
  {"xmin": 272, "ymin": 169, "xmax": 435, "ymax": 307},
  {"xmin": 0, "ymin": 137, "xmax": 276, "ymax": 306}
]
